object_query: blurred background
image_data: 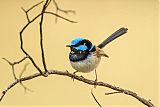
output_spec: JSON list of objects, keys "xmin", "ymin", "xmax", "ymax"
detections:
[{"xmin": 0, "ymin": 0, "xmax": 159, "ymax": 106}]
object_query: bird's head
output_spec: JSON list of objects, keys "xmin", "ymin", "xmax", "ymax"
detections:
[{"xmin": 66, "ymin": 37, "xmax": 95, "ymax": 53}]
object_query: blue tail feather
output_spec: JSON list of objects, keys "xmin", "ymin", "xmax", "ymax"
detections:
[{"xmin": 98, "ymin": 27, "xmax": 128, "ymax": 48}]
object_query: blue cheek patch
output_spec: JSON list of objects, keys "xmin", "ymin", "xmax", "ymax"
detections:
[
  {"xmin": 89, "ymin": 44, "xmax": 94, "ymax": 51},
  {"xmin": 75, "ymin": 45, "xmax": 88, "ymax": 51},
  {"xmin": 71, "ymin": 37, "xmax": 84, "ymax": 45}
]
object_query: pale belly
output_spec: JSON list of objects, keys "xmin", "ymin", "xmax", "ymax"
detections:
[{"xmin": 70, "ymin": 54, "xmax": 101, "ymax": 73}]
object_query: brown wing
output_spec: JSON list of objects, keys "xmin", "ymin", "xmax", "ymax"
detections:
[{"xmin": 93, "ymin": 46, "xmax": 109, "ymax": 57}]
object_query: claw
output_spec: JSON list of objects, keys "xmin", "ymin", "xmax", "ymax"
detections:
[
  {"xmin": 94, "ymin": 78, "xmax": 98, "ymax": 88},
  {"xmin": 94, "ymin": 69, "xmax": 98, "ymax": 88},
  {"xmin": 71, "ymin": 71, "xmax": 78, "ymax": 82},
  {"xmin": 80, "ymin": 75, "xmax": 84, "ymax": 78},
  {"xmin": 66, "ymin": 70, "xmax": 69, "ymax": 73}
]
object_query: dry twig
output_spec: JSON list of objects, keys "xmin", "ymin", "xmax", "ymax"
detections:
[
  {"xmin": 105, "ymin": 91, "xmax": 122, "ymax": 95},
  {"xmin": 52, "ymin": 0, "xmax": 75, "ymax": 23},
  {"xmin": 39, "ymin": 0, "xmax": 49, "ymax": 74},
  {"xmin": 2, "ymin": 57, "xmax": 32, "ymax": 93},
  {"xmin": 91, "ymin": 90, "xmax": 102, "ymax": 107}
]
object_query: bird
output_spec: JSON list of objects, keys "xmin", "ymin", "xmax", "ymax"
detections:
[{"xmin": 66, "ymin": 27, "xmax": 128, "ymax": 81}]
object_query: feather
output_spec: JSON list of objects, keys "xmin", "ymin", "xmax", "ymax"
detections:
[
  {"xmin": 98, "ymin": 27, "xmax": 128, "ymax": 49},
  {"xmin": 94, "ymin": 47, "xmax": 109, "ymax": 57}
]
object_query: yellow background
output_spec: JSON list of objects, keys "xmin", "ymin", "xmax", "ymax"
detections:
[{"xmin": 0, "ymin": 0, "xmax": 159, "ymax": 106}]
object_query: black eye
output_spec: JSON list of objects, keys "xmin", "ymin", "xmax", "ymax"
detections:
[{"xmin": 71, "ymin": 47, "xmax": 78, "ymax": 52}]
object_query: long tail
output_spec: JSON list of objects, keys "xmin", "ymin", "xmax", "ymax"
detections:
[{"xmin": 98, "ymin": 27, "xmax": 128, "ymax": 49}]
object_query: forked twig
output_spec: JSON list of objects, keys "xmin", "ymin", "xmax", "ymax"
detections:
[
  {"xmin": 21, "ymin": 1, "xmax": 44, "ymax": 22},
  {"xmin": 2, "ymin": 56, "xmax": 28, "ymax": 80},
  {"xmin": 2, "ymin": 57, "xmax": 32, "ymax": 93},
  {"xmin": 19, "ymin": 0, "xmax": 77, "ymax": 76},
  {"xmin": 52, "ymin": 0, "xmax": 75, "ymax": 23},
  {"xmin": 19, "ymin": 63, "xmax": 33, "ymax": 93}
]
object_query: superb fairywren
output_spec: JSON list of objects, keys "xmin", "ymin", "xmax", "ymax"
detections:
[{"xmin": 66, "ymin": 27, "xmax": 128, "ymax": 80}]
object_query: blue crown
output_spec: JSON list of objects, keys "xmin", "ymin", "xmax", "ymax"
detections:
[
  {"xmin": 70, "ymin": 37, "xmax": 84, "ymax": 45},
  {"xmin": 75, "ymin": 45, "xmax": 88, "ymax": 51}
]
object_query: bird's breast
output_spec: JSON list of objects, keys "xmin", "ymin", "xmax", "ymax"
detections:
[{"xmin": 70, "ymin": 53, "xmax": 101, "ymax": 73}]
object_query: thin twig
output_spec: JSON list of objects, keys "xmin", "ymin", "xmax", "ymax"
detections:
[
  {"xmin": 44, "ymin": 12, "xmax": 77, "ymax": 23},
  {"xmin": 19, "ymin": 63, "xmax": 33, "ymax": 93},
  {"xmin": 21, "ymin": 7, "xmax": 30, "ymax": 22},
  {"xmin": 2, "ymin": 57, "xmax": 28, "ymax": 80},
  {"xmin": 105, "ymin": 91, "xmax": 122, "ymax": 95},
  {"xmin": 91, "ymin": 89, "xmax": 102, "ymax": 107},
  {"xmin": 2, "ymin": 56, "xmax": 28, "ymax": 66},
  {"xmin": 2, "ymin": 58, "xmax": 17, "ymax": 80},
  {"xmin": 21, "ymin": 1, "xmax": 44, "ymax": 23},
  {"xmin": 39, "ymin": 0, "xmax": 50, "ymax": 73},
  {"xmin": 26, "ymin": 1, "xmax": 44, "ymax": 12},
  {"xmin": 52, "ymin": 0, "xmax": 75, "ymax": 23},
  {"xmin": 45, "ymin": 0, "xmax": 52, "ymax": 8},
  {"xmin": 52, "ymin": 0, "xmax": 75, "ymax": 14},
  {"xmin": 2, "ymin": 57, "xmax": 32, "ymax": 92}
]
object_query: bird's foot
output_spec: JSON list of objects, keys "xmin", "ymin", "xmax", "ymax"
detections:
[
  {"xmin": 71, "ymin": 71, "xmax": 78, "ymax": 82},
  {"xmin": 94, "ymin": 78, "xmax": 98, "ymax": 88}
]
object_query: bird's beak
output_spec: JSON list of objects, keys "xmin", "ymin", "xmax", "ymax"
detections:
[{"xmin": 66, "ymin": 45, "xmax": 72, "ymax": 47}]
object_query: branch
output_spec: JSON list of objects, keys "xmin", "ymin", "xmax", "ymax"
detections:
[
  {"xmin": 19, "ymin": 63, "xmax": 33, "ymax": 93},
  {"xmin": 2, "ymin": 56, "xmax": 28, "ymax": 80},
  {"xmin": 21, "ymin": 1, "xmax": 44, "ymax": 22},
  {"xmin": 0, "ymin": 70, "xmax": 156, "ymax": 107},
  {"xmin": 2, "ymin": 57, "xmax": 32, "ymax": 93},
  {"xmin": 52, "ymin": 0, "xmax": 76, "ymax": 23},
  {"xmin": 39, "ymin": 0, "xmax": 49, "ymax": 73},
  {"xmin": 91, "ymin": 90, "xmax": 102, "ymax": 107},
  {"xmin": 105, "ymin": 91, "xmax": 122, "ymax": 95},
  {"xmin": 20, "ymin": 0, "xmax": 77, "ymax": 76}
]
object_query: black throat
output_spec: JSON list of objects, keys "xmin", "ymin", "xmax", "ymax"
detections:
[{"xmin": 69, "ymin": 51, "xmax": 89, "ymax": 62}]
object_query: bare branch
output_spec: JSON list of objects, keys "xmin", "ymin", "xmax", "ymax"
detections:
[
  {"xmin": 21, "ymin": 7, "xmax": 30, "ymax": 22},
  {"xmin": 39, "ymin": 0, "xmax": 50, "ymax": 73},
  {"xmin": 2, "ymin": 58, "xmax": 17, "ymax": 80},
  {"xmin": 0, "ymin": 70, "xmax": 156, "ymax": 107},
  {"xmin": 19, "ymin": 63, "xmax": 33, "ymax": 93},
  {"xmin": 21, "ymin": 1, "xmax": 44, "ymax": 23},
  {"xmin": 52, "ymin": 0, "xmax": 75, "ymax": 14},
  {"xmin": 91, "ymin": 89, "xmax": 102, "ymax": 107},
  {"xmin": 19, "ymin": 11, "xmax": 76, "ymax": 75},
  {"xmin": 44, "ymin": 12, "xmax": 77, "ymax": 23},
  {"xmin": 52, "ymin": 0, "xmax": 76, "ymax": 23},
  {"xmin": 2, "ymin": 57, "xmax": 28, "ymax": 80},
  {"xmin": 0, "ymin": 72, "xmax": 41, "ymax": 102},
  {"xmin": 2, "ymin": 57, "xmax": 32, "ymax": 93},
  {"xmin": 2, "ymin": 56, "xmax": 28, "ymax": 66},
  {"xmin": 19, "ymin": 0, "xmax": 77, "ymax": 76},
  {"xmin": 45, "ymin": 0, "xmax": 52, "ymax": 9},
  {"xmin": 26, "ymin": 1, "xmax": 44, "ymax": 12}
]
